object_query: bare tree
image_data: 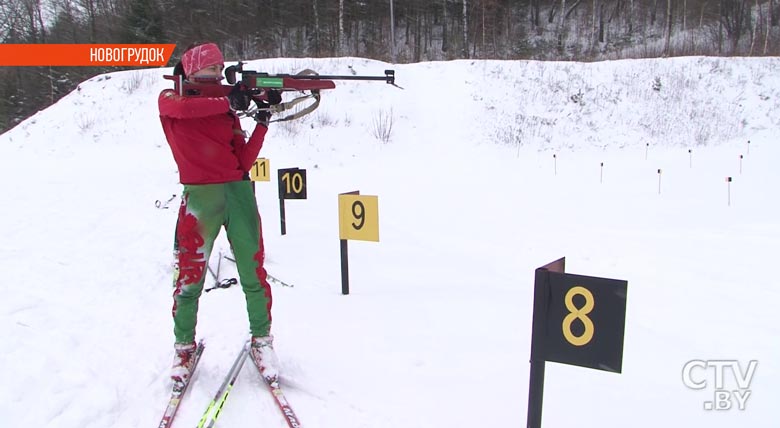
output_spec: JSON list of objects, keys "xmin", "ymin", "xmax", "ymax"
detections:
[
  {"xmin": 720, "ymin": 0, "xmax": 750, "ymax": 53},
  {"xmin": 462, "ymin": 0, "xmax": 468, "ymax": 58},
  {"xmin": 77, "ymin": 0, "xmax": 98, "ymax": 42},
  {"xmin": 651, "ymin": 0, "xmax": 658, "ymax": 26},
  {"xmin": 765, "ymin": 0, "xmax": 772, "ymax": 53},
  {"xmin": 664, "ymin": 0, "xmax": 672, "ymax": 55},
  {"xmin": 591, "ymin": 0, "xmax": 597, "ymax": 49},
  {"xmin": 0, "ymin": 1, "xmax": 23, "ymax": 42},
  {"xmin": 558, "ymin": 0, "xmax": 567, "ymax": 52},
  {"xmin": 530, "ymin": 0, "xmax": 540, "ymax": 27},
  {"xmin": 339, "ymin": 0, "xmax": 345, "ymax": 56},
  {"xmin": 311, "ymin": 0, "xmax": 321, "ymax": 55},
  {"xmin": 442, "ymin": 0, "xmax": 448, "ymax": 52},
  {"xmin": 19, "ymin": 0, "xmax": 45, "ymax": 42},
  {"xmin": 750, "ymin": 0, "xmax": 759, "ymax": 55},
  {"xmin": 481, "ymin": 0, "xmax": 485, "ymax": 53}
]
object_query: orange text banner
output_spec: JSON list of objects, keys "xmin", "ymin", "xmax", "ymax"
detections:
[{"xmin": 0, "ymin": 44, "xmax": 176, "ymax": 66}]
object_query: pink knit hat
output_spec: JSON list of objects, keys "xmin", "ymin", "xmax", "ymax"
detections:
[{"xmin": 181, "ymin": 43, "xmax": 224, "ymax": 77}]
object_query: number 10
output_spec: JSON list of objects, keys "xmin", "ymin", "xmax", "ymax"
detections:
[{"xmin": 282, "ymin": 172, "xmax": 304, "ymax": 194}]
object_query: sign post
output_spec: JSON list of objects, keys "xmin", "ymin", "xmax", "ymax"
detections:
[
  {"xmin": 338, "ymin": 191, "xmax": 379, "ymax": 295},
  {"xmin": 277, "ymin": 168, "xmax": 307, "ymax": 235},
  {"xmin": 527, "ymin": 257, "xmax": 628, "ymax": 427}
]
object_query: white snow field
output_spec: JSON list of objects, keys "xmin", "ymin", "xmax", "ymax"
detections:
[{"xmin": 0, "ymin": 55, "xmax": 778, "ymax": 427}]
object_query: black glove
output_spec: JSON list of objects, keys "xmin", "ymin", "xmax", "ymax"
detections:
[
  {"xmin": 253, "ymin": 100, "xmax": 272, "ymax": 126},
  {"xmin": 266, "ymin": 89, "xmax": 283, "ymax": 105},
  {"xmin": 227, "ymin": 83, "xmax": 251, "ymax": 111}
]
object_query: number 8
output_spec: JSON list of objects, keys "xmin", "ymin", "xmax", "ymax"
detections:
[{"xmin": 562, "ymin": 286, "xmax": 595, "ymax": 346}]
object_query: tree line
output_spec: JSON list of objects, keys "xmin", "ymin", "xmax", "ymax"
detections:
[{"xmin": 1, "ymin": 0, "xmax": 778, "ymax": 134}]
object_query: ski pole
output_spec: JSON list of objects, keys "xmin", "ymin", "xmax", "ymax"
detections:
[
  {"xmin": 223, "ymin": 254, "xmax": 294, "ymax": 287},
  {"xmin": 196, "ymin": 342, "xmax": 249, "ymax": 428},
  {"xmin": 155, "ymin": 194, "xmax": 177, "ymax": 209},
  {"xmin": 205, "ymin": 278, "xmax": 237, "ymax": 292},
  {"xmin": 267, "ymin": 273, "xmax": 294, "ymax": 288}
]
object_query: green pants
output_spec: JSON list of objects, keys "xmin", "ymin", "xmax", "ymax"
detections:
[{"xmin": 171, "ymin": 181, "xmax": 272, "ymax": 343}]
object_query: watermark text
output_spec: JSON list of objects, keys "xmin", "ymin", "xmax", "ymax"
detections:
[{"xmin": 682, "ymin": 359, "xmax": 757, "ymax": 410}]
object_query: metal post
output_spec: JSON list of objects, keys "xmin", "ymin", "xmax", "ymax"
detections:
[
  {"xmin": 526, "ymin": 258, "xmax": 564, "ymax": 427},
  {"xmin": 727, "ymin": 177, "xmax": 732, "ymax": 206},
  {"xmin": 340, "ymin": 239, "xmax": 350, "ymax": 295},
  {"xmin": 279, "ymin": 199, "xmax": 287, "ymax": 235},
  {"xmin": 600, "ymin": 162, "xmax": 604, "ymax": 184},
  {"xmin": 527, "ymin": 268, "xmax": 549, "ymax": 428},
  {"xmin": 527, "ymin": 360, "xmax": 546, "ymax": 428}
]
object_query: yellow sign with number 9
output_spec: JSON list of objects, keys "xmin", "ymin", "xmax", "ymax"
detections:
[{"xmin": 338, "ymin": 194, "xmax": 379, "ymax": 242}]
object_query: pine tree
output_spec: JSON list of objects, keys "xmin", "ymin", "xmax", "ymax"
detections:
[{"xmin": 123, "ymin": 0, "xmax": 167, "ymax": 43}]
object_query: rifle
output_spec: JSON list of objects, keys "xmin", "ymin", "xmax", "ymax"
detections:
[{"xmin": 163, "ymin": 62, "xmax": 399, "ymax": 122}]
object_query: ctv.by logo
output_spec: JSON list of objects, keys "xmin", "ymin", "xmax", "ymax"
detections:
[{"xmin": 682, "ymin": 360, "xmax": 758, "ymax": 410}]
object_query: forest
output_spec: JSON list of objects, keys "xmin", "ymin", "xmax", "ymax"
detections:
[{"xmin": 1, "ymin": 0, "xmax": 778, "ymax": 133}]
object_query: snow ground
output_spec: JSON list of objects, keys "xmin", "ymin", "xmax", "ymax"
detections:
[{"xmin": 0, "ymin": 55, "xmax": 778, "ymax": 427}]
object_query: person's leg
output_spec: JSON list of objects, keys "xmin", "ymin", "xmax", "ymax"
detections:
[
  {"xmin": 172, "ymin": 184, "xmax": 226, "ymax": 343},
  {"xmin": 223, "ymin": 180, "xmax": 272, "ymax": 337}
]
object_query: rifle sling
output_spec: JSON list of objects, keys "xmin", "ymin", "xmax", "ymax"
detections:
[
  {"xmin": 272, "ymin": 90, "xmax": 321, "ymax": 123},
  {"xmin": 241, "ymin": 90, "xmax": 321, "ymax": 123}
]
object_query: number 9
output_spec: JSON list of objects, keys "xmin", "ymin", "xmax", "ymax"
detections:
[{"xmin": 351, "ymin": 201, "xmax": 365, "ymax": 230}]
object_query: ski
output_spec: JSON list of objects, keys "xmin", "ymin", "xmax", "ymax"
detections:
[
  {"xmin": 249, "ymin": 351, "xmax": 303, "ymax": 428},
  {"xmin": 266, "ymin": 381, "xmax": 303, "ymax": 428},
  {"xmin": 196, "ymin": 342, "xmax": 249, "ymax": 428},
  {"xmin": 157, "ymin": 340, "xmax": 205, "ymax": 428}
]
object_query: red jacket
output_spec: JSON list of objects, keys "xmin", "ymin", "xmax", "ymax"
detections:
[{"xmin": 158, "ymin": 89, "xmax": 268, "ymax": 185}]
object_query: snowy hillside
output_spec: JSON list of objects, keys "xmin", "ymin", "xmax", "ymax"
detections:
[{"xmin": 0, "ymin": 56, "xmax": 778, "ymax": 428}]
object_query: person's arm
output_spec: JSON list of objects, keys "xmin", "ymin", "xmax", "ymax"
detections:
[
  {"xmin": 158, "ymin": 89, "xmax": 231, "ymax": 119},
  {"xmin": 232, "ymin": 117, "xmax": 269, "ymax": 173}
]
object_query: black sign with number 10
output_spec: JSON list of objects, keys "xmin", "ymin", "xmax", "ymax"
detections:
[{"xmin": 277, "ymin": 168, "xmax": 307, "ymax": 200}]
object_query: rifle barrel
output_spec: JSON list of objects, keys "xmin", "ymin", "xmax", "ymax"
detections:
[
  {"xmin": 291, "ymin": 75, "xmax": 386, "ymax": 80},
  {"xmin": 274, "ymin": 70, "xmax": 395, "ymax": 84}
]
